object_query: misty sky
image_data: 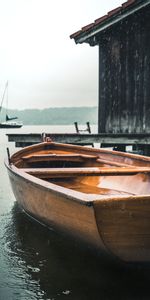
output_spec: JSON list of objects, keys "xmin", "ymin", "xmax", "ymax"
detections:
[{"xmin": 0, "ymin": 0, "xmax": 123, "ymax": 109}]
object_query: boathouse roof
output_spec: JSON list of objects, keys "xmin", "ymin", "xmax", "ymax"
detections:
[{"xmin": 70, "ymin": 0, "xmax": 150, "ymax": 46}]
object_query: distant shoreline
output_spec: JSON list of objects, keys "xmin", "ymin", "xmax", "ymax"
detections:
[{"xmin": 1, "ymin": 106, "xmax": 98, "ymax": 125}]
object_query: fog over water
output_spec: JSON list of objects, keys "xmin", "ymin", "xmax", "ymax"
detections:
[{"xmin": 0, "ymin": 0, "xmax": 124, "ymax": 110}]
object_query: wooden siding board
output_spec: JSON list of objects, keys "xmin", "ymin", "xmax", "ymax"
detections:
[
  {"xmin": 98, "ymin": 39, "xmax": 108, "ymax": 133},
  {"xmin": 120, "ymin": 21, "xmax": 128, "ymax": 133},
  {"xmin": 144, "ymin": 12, "xmax": 150, "ymax": 133}
]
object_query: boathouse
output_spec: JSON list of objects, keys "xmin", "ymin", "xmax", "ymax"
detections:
[
  {"xmin": 70, "ymin": 0, "xmax": 150, "ymax": 136},
  {"xmin": 6, "ymin": 0, "xmax": 150, "ymax": 153}
]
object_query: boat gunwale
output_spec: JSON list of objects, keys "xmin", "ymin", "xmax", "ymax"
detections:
[{"xmin": 10, "ymin": 141, "xmax": 150, "ymax": 164}]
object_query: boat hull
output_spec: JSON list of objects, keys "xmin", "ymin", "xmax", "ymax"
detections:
[
  {"xmin": 0, "ymin": 123, "xmax": 22, "ymax": 128},
  {"xmin": 7, "ymin": 167, "xmax": 107, "ymax": 253},
  {"xmin": 8, "ymin": 166, "xmax": 150, "ymax": 262},
  {"xmin": 5, "ymin": 141, "xmax": 150, "ymax": 262}
]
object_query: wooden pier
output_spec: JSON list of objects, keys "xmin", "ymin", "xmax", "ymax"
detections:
[{"xmin": 7, "ymin": 132, "xmax": 150, "ymax": 155}]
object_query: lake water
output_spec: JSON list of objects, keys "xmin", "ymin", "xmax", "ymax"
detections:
[{"xmin": 1, "ymin": 125, "xmax": 150, "ymax": 300}]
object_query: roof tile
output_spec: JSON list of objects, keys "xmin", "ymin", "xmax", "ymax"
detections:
[
  {"xmin": 108, "ymin": 6, "xmax": 122, "ymax": 17},
  {"xmin": 70, "ymin": 30, "xmax": 82, "ymax": 39},
  {"xmin": 122, "ymin": 0, "xmax": 136, "ymax": 9},
  {"xmin": 94, "ymin": 15, "xmax": 108, "ymax": 25},
  {"xmin": 70, "ymin": 0, "xmax": 139, "ymax": 40},
  {"xmin": 82, "ymin": 23, "xmax": 95, "ymax": 32}
]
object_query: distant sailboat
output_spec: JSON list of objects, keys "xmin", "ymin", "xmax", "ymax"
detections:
[{"xmin": 0, "ymin": 81, "xmax": 23, "ymax": 128}]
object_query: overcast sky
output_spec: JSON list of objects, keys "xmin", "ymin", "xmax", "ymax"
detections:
[{"xmin": 0, "ymin": 0, "xmax": 123, "ymax": 109}]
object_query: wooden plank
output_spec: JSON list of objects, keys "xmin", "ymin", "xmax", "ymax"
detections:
[
  {"xmin": 21, "ymin": 166, "xmax": 150, "ymax": 178},
  {"xmin": 7, "ymin": 133, "xmax": 150, "ymax": 146}
]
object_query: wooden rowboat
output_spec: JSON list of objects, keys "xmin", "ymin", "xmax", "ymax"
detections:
[{"xmin": 5, "ymin": 141, "xmax": 150, "ymax": 262}]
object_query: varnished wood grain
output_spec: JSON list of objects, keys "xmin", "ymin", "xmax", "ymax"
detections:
[
  {"xmin": 5, "ymin": 141, "xmax": 150, "ymax": 262},
  {"xmin": 94, "ymin": 197, "xmax": 150, "ymax": 262},
  {"xmin": 22, "ymin": 166, "xmax": 150, "ymax": 178}
]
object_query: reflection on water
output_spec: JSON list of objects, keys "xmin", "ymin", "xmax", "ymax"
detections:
[{"xmin": 1, "ymin": 203, "xmax": 150, "ymax": 300}]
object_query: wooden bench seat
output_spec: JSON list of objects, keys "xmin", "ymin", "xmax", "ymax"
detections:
[
  {"xmin": 22, "ymin": 153, "xmax": 98, "ymax": 163},
  {"xmin": 20, "ymin": 166, "xmax": 150, "ymax": 178},
  {"xmin": 22, "ymin": 153, "xmax": 134, "ymax": 168}
]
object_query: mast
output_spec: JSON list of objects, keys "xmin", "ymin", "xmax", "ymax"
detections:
[{"xmin": 0, "ymin": 81, "xmax": 8, "ymax": 113}]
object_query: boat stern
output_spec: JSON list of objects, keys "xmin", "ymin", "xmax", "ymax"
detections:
[{"xmin": 93, "ymin": 195, "xmax": 150, "ymax": 262}]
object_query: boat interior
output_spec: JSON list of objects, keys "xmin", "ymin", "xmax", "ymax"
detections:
[{"xmin": 12, "ymin": 143, "xmax": 150, "ymax": 197}]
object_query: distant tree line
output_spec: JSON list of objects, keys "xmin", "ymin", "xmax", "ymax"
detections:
[{"xmin": 1, "ymin": 106, "xmax": 98, "ymax": 125}]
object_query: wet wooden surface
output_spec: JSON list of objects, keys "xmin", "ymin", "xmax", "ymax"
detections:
[{"xmin": 5, "ymin": 141, "xmax": 150, "ymax": 262}]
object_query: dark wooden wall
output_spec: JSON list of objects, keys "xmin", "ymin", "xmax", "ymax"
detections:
[{"xmin": 98, "ymin": 5, "xmax": 150, "ymax": 134}]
